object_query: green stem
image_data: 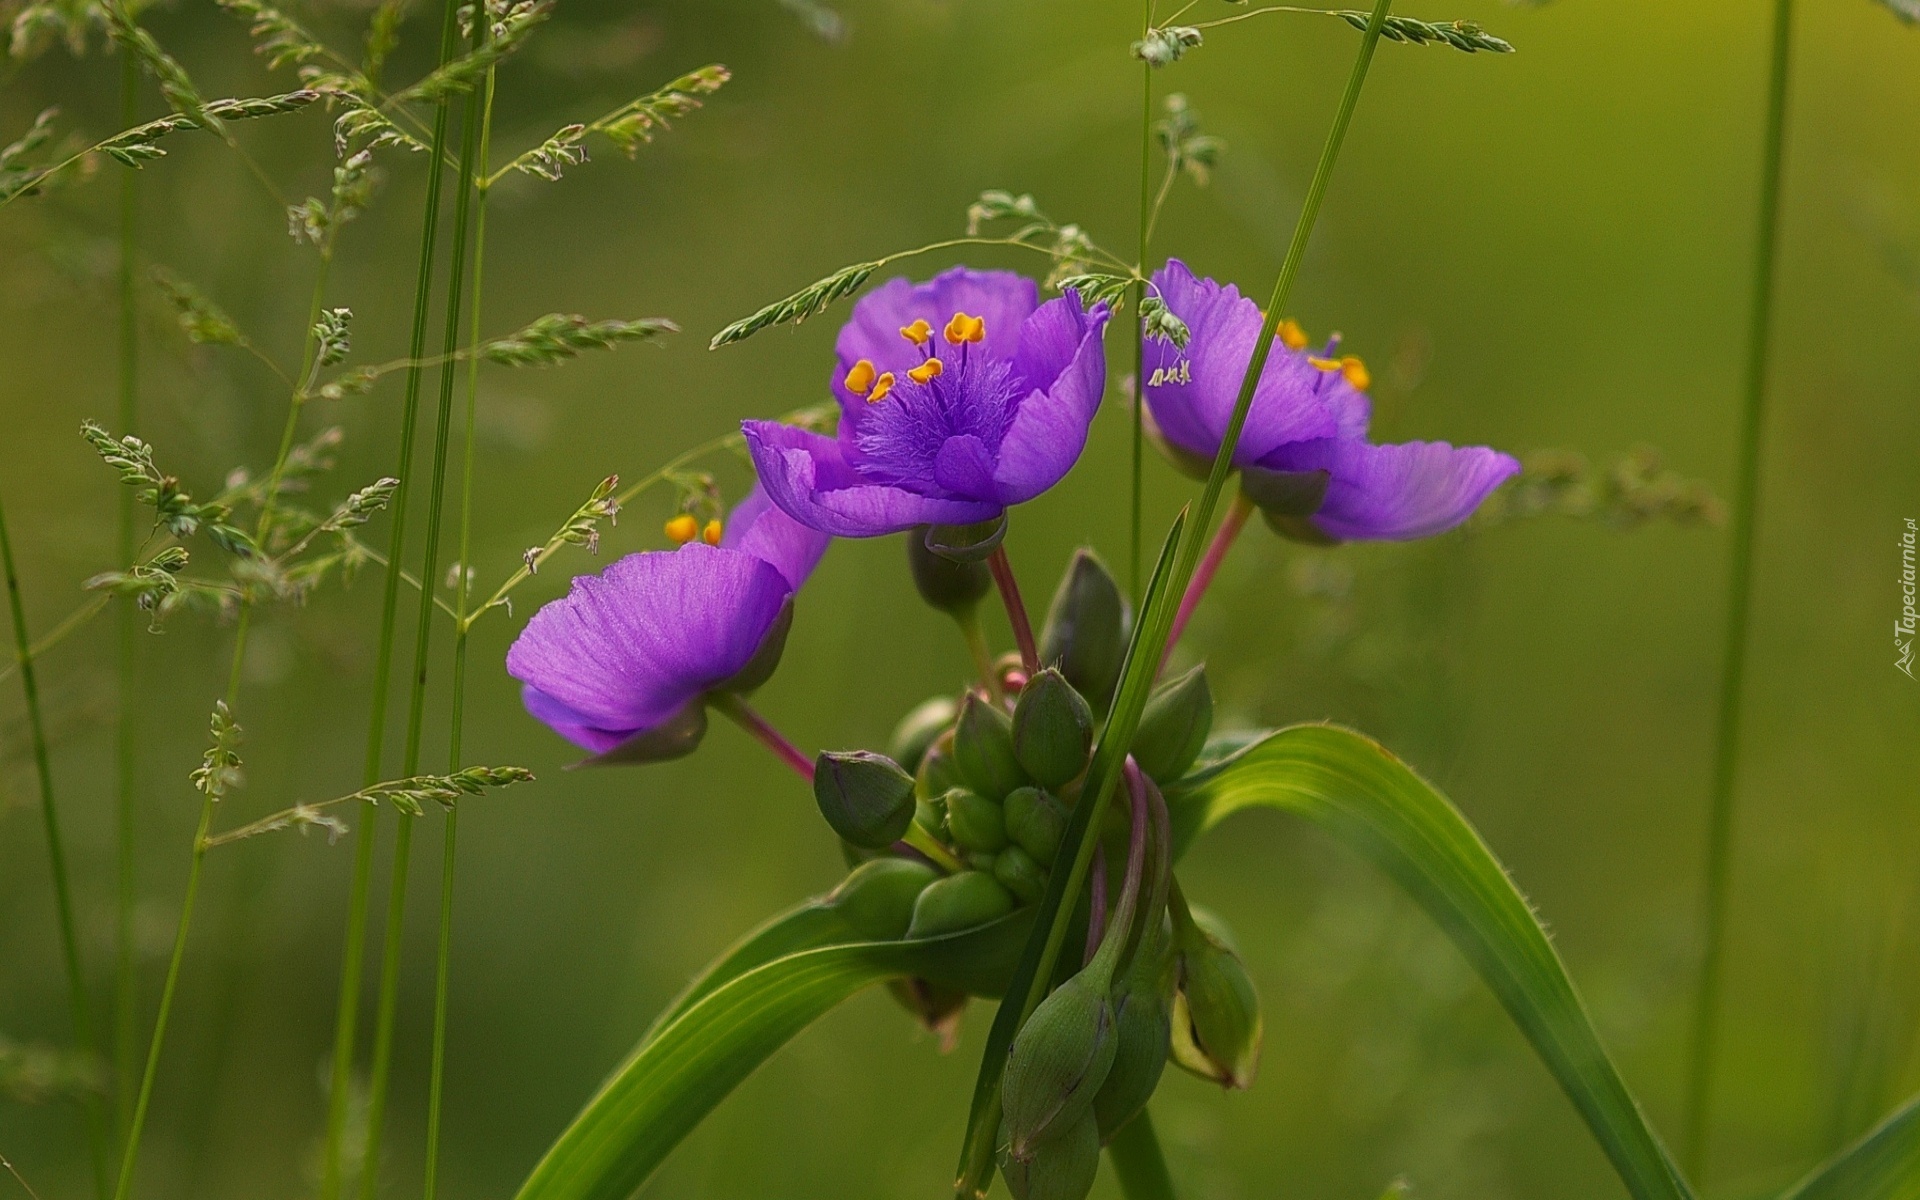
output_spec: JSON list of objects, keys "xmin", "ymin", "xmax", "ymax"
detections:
[
  {"xmin": 359, "ymin": 21, "xmax": 487, "ymax": 1192},
  {"xmin": 1684, "ymin": 0, "xmax": 1796, "ymax": 1179},
  {"xmin": 113, "ymin": 42, "xmax": 142, "ymax": 1153},
  {"xmin": 953, "ymin": 606, "xmax": 1001, "ymax": 700},
  {"xmin": 115, "ymin": 121, "xmax": 354, "ymax": 1200},
  {"xmin": 423, "ymin": 57, "xmax": 496, "ymax": 1200},
  {"xmin": 1106, "ymin": 1110, "xmax": 1177, "ymax": 1200},
  {"xmin": 1, "ymin": 496, "xmax": 110, "ymax": 1199},
  {"xmin": 1131, "ymin": 21, "xmax": 1154, "ymax": 605},
  {"xmin": 954, "ymin": 6, "xmax": 1394, "ymax": 1193},
  {"xmin": 320, "ymin": 0, "xmax": 467, "ymax": 1191}
]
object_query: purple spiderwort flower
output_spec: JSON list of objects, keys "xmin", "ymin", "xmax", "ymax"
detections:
[
  {"xmin": 506, "ymin": 486, "xmax": 829, "ymax": 759},
  {"xmin": 1143, "ymin": 258, "xmax": 1518, "ymax": 541},
  {"xmin": 742, "ymin": 266, "xmax": 1111, "ymax": 538}
]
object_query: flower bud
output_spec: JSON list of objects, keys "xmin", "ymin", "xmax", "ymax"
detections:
[
  {"xmin": 1000, "ymin": 968, "xmax": 1118, "ymax": 1158},
  {"xmin": 827, "ymin": 857, "xmax": 938, "ymax": 941},
  {"xmin": 890, "ymin": 695, "xmax": 959, "ymax": 774},
  {"xmin": 944, "ymin": 786, "xmax": 1009, "ymax": 854},
  {"xmin": 1170, "ymin": 906, "xmax": 1262, "ymax": 1089},
  {"xmin": 906, "ymin": 870, "xmax": 1016, "ymax": 938},
  {"xmin": 1130, "ymin": 664, "xmax": 1213, "ymax": 784},
  {"xmin": 992, "ymin": 844, "xmax": 1048, "ymax": 905},
  {"xmin": 1012, "ymin": 668, "xmax": 1094, "ymax": 790},
  {"xmin": 953, "ymin": 691, "xmax": 1029, "ymax": 800},
  {"xmin": 907, "ymin": 525, "xmax": 994, "ymax": 614},
  {"xmin": 998, "ymin": 1109, "xmax": 1100, "ymax": 1200},
  {"xmin": 915, "ymin": 732, "xmax": 963, "ymax": 800},
  {"xmin": 1004, "ymin": 786, "xmax": 1068, "ymax": 866},
  {"xmin": 813, "ymin": 750, "xmax": 917, "ymax": 850},
  {"xmin": 1092, "ymin": 918, "xmax": 1175, "ymax": 1138},
  {"xmin": 1038, "ymin": 550, "xmax": 1130, "ymax": 713}
]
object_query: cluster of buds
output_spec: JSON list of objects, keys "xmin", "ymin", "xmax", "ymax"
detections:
[{"xmin": 806, "ymin": 537, "xmax": 1266, "ymax": 1200}]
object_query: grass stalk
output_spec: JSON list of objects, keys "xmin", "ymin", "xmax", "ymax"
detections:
[
  {"xmin": 1, "ymin": 495, "xmax": 110, "ymax": 1199},
  {"xmin": 423, "ymin": 57, "xmax": 497, "ymax": 1200},
  {"xmin": 357, "ymin": 20, "xmax": 487, "ymax": 1192},
  {"xmin": 319, "ymin": 1, "xmax": 468, "ymax": 1191},
  {"xmin": 112, "ymin": 43, "xmax": 142, "ymax": 1151},
  {"xmin": 1130, "ymin": 3, "xmax": 1155, "ymax": 604},
  {"xmin": 1683, "ymin": 0, "xmax": 1797, "ymax": 1178}
]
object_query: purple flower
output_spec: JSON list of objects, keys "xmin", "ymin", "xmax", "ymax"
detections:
[
  {"xmin": 506, "ymin": 486, "xmax": 829, "ymax": 757},
  {"xmin": 743, "ymin": 266, "xmax": 1110, "ymax": 538},
  {"xmin": 1143, "ymin": 259, "xmax": 1519, "ymax": 541}
]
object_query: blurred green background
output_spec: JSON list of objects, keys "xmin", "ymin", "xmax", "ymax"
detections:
[{"xmin": 2, "ymin": 0, "xmax": 1918, "ymax": 1197}]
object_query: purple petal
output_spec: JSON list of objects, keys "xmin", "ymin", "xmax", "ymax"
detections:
[
  {"xmin": 992, "ymin": 297, "xmax": 1112, "ymax": 504},
  {"xmin": 934, "ymin": 434, "xmax": 999, "ymax": 500},
  {"xmin": 506, "ymin": 545, "xmax": 793, "ymax": 750},
  {"xmin": 1263, "ymin": 438, "xmax": 1521, "ymax": 541},
  {"xmin": 831, "ymin": 268, "xmax": 1041, "ymax": 428},
  {"xmin": 722, "ymin": 483, "xmax": 831, "ymax": 590},
  {"xmin": 743, "ymin": 419, "xmax": 1000, "ymax": 537},
  {"xmin": 1143, "ymin": 259, "xmax": 1338, "ymax": 466}
]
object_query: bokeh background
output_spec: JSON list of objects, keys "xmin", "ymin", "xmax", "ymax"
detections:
[{"xmin": 3, "ymin": 0, "xmax": 1918, "ymax": 1197}]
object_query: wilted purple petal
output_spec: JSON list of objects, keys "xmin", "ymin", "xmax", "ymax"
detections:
[
  {"xmin": 506, "ymin": 545, "xmax": 793, "ymax": 752},
  {"xmin": 1261, "ymin": 438, "xmax": 1521, "ymax": 541}
]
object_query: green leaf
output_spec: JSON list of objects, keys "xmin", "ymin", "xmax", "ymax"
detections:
[
  {"xmin": 514, "ymin": 913, "xmax": 1030, "ymax": 1200},
  {"xmin": 1164, "ymin": 724, "xmax": 1693, "ymax": 1200},
  {"xmin": 1778, "ymin": 1092, "xmax": 1920, "ymax": 1200}
]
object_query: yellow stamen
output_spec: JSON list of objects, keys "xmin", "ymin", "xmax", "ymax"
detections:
[
  {"xmin": 900, "ymin": 319, "xmax": 934, "ymax": 346},
  {"xmin": 844, "ymin": 358, "xmax": 877, "ymax": 395},
  {"xmin": 1277, "ymin": 319, "xmax": 1309, "ymax": 351},
  {"xmin": 1309, "ymin": 354, "xmax": 1371, "ymax": 390},
  {"xmin": 701, "ymin": 519, "xmax": 724, "ymax": 545},
  {"xmin": 664, "ymin": 513, "xmax": 699, "ymax": 545},
  {"xmin": 907, "ymin": 358, "xmax": 944, "ymax": 384},
  {"xmin": 943, "ymin": 312, "xmax": 985, "ymax": 345},
  {"xmin": 867, "ymin": 371, "xmax": 896, "ymax": 403}
]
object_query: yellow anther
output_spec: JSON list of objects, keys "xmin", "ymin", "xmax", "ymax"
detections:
[
  {"xmin": 844, "ymin": 358, "xmax": 877, "ymax": 395},
  {"xmin": 867, "ymin": 371, "xmax": 896, "ymax": 404},
  {"xmin": 943, "ymin": 312, "xmax": 986, "ymax": 345},
  {"xmin": 900, "ymin": 319, "xmax": 934, "ymax": 346},
  {"xmin": 701, "ymin": 519, "xmax": 724, "ymax": 545},
  {"xmin": 1277, "ymin": 319, "xmax": 1309, "ymax": 351},
  {"xmin": 664, "ymin": 513, "xmax": 699, "ymax": 545},
  {"xmin": 1309, "ymin": 354, "xmax": 1370, "ymax": 390},
  {"xmin": 907, "ymin": 358, "xmax": 944, "ymax": 385}
]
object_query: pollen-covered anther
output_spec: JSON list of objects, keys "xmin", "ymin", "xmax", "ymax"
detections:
[
  {"xmin": 1308, "ymin": 354, "xmax": 1370, "ymax": 390},
  {"xmin": 664, "ymin": 513, "xmax": 699, "ymax": 545},
  {"xmin": 1277, "ymin": 319, "xmax": 1309, "ymax": 351},
  {"xmin": 701, "ymin": 519, "xmax": 723, "ymax": 545},
  {"xmin": 900, "ymin": 319, "xmax": 934, "ymax": 346},
  {"xmin": 907, "ymin": 358, "xmax": 944, "ymax": 385},
  {"xmin": 844, "ymin": 358, "xmax": 878, "ymax": 395},
  {"xmin": 867, "ymin": 371, "xmax": 897, "ymax": 404},
  {"xmin": 944, "ymin": 312, "xmax": 986, "ymax": 345}
]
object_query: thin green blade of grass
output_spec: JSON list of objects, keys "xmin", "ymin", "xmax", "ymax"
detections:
[{"xmin": 1165, "ymin": 725, "xmax": 1694, "ymax": 1200}]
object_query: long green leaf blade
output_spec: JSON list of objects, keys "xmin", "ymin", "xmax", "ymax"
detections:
[
  {"xmin": 1165, "ymin": 724, "xmax": 1693, "ymax": 1200},
  {"xmin": 1779, "ymin": 1093, "xmax": 1920, "ymax": 1200},
  {"xmin": 515, "ymin": 915, "xmax": 1028, "ymax": 1200}
]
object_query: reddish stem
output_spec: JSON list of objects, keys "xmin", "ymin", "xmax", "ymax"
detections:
[
  {"xmin": 710, "ymin": 694, "xmax": 813, "ymax": 782},
  {"xmin": 1161, "ymin": 491, "xmax": 1255, "ymax": 674},
  {"xmin": 1084, "ymin": 844, "xmax": 1108, "ymax": 967},
  {"xmin": 987, "ymin": 546, "xmax": 1040, "ymax": 675}
]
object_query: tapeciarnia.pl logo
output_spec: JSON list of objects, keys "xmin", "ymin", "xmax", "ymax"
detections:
[{"xmin": 1899, "ymin": 517, "xmax": 1916, "ymax": 679}]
